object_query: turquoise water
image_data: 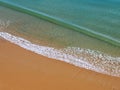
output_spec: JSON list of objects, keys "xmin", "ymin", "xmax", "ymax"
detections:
[
  {"xmin": 0, "ymin": 5, "xmax": 120, "ymax": 56},
  {"xmin": 0, "ymin": 0, "xmax": 120, "ymax": 47}
]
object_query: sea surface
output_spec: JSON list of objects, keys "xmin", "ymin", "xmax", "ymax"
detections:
[
  {"xmin": 0, "ymin": 0, "xmax": 120, "ymax": 46},
  {"xmin": 0, "ymin": 0, "xmax": 120, "ymax": 77}
]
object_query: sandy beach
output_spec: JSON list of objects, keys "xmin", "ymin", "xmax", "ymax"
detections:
[{"xmin": 0, "ymin": 38, "xmax": 120, "ymax": 90}]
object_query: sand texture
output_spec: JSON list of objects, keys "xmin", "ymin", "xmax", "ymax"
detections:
[{"xmin": 0, "ymin": 38, "xmax": 120, "ymax": 90}]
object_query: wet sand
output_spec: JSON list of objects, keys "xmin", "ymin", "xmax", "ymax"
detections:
[{"xmin": 0, "ymin": 38, "xmax": 120, "ymax": 90}]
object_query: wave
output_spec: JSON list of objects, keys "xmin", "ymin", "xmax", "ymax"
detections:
[
  {"xmin": 0, "ymin": 32, "xmax": 120, "ymax": 77},
  {"xmin": 0, "ymin": 0, "xmax": 120, "ymax": 47}
]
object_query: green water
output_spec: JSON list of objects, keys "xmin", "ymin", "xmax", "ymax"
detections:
[
  {"xmin": 0, "ymin": 0, "xmax": 120, "ymax": 47},
  {"xmin": 0, "ymin": 6, "xmax": 120, "ymax": 56}
]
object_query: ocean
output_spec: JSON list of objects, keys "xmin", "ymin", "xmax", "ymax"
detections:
[{"xmin": 0, "ymin": 0, "xmax": 120, "ymax": 77}]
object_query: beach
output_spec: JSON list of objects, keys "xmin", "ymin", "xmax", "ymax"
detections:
[
  {"xmin": 0, "ymin": 38, "xmax": 120, "ymax": 90},
  {"xmin": 0, "ymin": 0, "xmax": 120, "ymax": 90}
]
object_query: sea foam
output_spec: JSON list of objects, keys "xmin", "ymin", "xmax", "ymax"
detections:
[{"xmin": 0, "ymin": 32, "xmax": 120, "ymax": 77}]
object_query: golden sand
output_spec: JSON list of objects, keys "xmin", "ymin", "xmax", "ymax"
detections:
[{"xmin": 0, "ymin": 38, "xmax": 120, "ymax": 90}]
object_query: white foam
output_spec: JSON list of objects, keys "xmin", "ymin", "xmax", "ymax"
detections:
[{"xmin": 0, "ymin": 32, "xmax": 120, "ymax": 77}]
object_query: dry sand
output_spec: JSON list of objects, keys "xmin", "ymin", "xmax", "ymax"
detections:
[{"xmin": 0, "ymin": 38, "xmax": 120, "ymax": 90}]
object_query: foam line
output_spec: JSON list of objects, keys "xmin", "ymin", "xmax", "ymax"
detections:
[{"xmin": 0, "ymin": 32, "xmax": 120, "ymax": 77}]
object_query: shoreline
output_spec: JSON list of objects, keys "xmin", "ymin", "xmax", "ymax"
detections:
[
  {"xmin": 0, "ymin": 36, "xmax": 120, "ymax": 90},
  {"xmin": 0, "ymin": 32, "xmax": 120, "ymax": 77}
]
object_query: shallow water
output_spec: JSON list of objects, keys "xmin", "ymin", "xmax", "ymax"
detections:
[
  {"xmin": 0, "ymin": 0, "xmax": 120, "ymax": 46},
  {"xmin": 0, "ymin": 6, "xmax": 120, "ymax": 56}
]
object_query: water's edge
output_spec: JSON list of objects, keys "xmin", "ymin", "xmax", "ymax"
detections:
[
  {"xmin": 0, "ymin": 1, "xmax": 120, "ymax": 47},
  {"xmin": 0, "ymin": 32, "xmax": 120, "ymax": 77}
]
